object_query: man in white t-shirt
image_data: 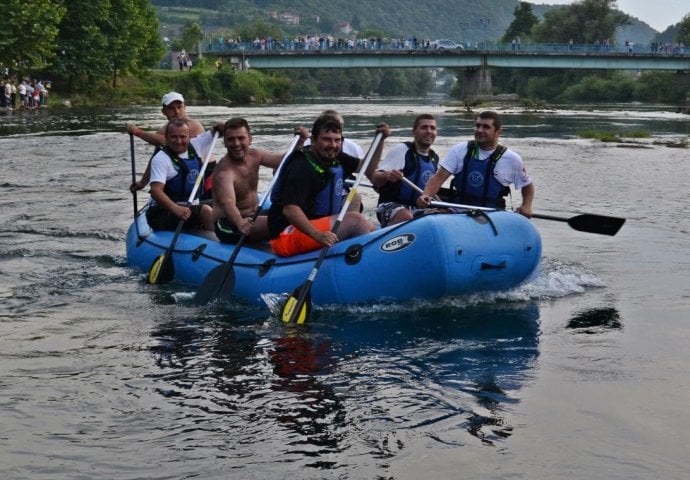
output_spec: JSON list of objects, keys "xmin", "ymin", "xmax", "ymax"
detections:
[
  {"xmin": 146, "ymin": 119, "xmax": 222, "ymax": 231},
  {"xmin": 371, "ymin": 113, "xmax": 438, "ymax": 226},
  {"xmin": 417, "ymin": 110, "xmax": 534, "ymax": 217}
]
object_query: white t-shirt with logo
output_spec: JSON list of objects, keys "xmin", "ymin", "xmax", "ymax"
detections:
[
  {"xmin": 149, "ymin": 129, "xmax": 216, "ymax": 205},
  {"xmin": 439, "ymin": 141, "xmax": 531, "ymax": 189}
]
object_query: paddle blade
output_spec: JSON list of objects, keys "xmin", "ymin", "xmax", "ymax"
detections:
[
  {"xmin": 148, "ymin": 253, "xmax": 174, "ymax": 284},
  {"xmin": 280, "ymin": 284, "xmax": 312, "ymax": 324},
  {"xmin": 194, "ymin": 264, "xmax": 235, "ymax": 305},
  {"xmin": 568, "ymin": 214, "xmax": 625, "ymax": 236}
]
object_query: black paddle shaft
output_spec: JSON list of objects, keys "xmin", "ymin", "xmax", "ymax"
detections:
[{"xmin": 129, "ymin": 133, "xmax": 138, "ymax": 218}]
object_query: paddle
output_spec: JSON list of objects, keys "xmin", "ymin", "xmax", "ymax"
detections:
[
  {"xmin": 147, "ymin": 130, "xmax": 219, "ymax": 284},
  {"xmin": 129, "ymin": 133, "xmax": 138, "ymax": 218},
  {"xmin": 400, "ymin": 176, "xmax": 625, "ymax": 236},
  {"xmin": 194, "ymin": 134, "xmax": 301, "ymax": 304},
  {"xmin": 529, "ymin": 212, "xmax": 625, "ymax": 236},
  {"xmin": 281, "ymin": 132, "xmax": 384, "ymax": 324}
]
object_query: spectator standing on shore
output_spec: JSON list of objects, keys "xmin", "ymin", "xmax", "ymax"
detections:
[{"xmin": 18, "ymin": 79, "xmax": 26, "ymax": 107}]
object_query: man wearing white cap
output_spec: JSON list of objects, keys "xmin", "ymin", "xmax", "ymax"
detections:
[{"xmin": 128, "ymin": 91, "xmax": 206, "ymax": 192}]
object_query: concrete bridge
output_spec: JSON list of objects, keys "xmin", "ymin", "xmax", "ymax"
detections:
[{"xmin": 208, "ymin": 45, "xmax": 690, "ymax": 98}]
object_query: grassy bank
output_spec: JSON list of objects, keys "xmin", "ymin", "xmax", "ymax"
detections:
[{"xmin": 51, "ymin": 60, "xmax": 294, "ymax": 108}]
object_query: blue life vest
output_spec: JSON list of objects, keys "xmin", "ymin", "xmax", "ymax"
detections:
[
  {"xmin": 270, "ymin": 146, "xmax": 344, "ymax": 217},
  {"xmin": 377, "ymin": 142, "xmax": 438, "ymax": 205},
  {"xmin": 452, "ymin": 141, "xmax": 509, "ymax": 208},
  {"xmin": 313, "ymin": 160, "xmax": 344, "ymax": 217},
  {"xmin": 161, "ymin": 144, "xmax": 207, "ymax": 203}
]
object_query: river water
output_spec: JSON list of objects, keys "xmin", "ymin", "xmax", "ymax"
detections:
[{"xmin": 1, "ymin": 98, "xmax": 689, "ymax": 479}]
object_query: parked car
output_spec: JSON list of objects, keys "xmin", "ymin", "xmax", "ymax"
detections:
[{"xmin": 433, "ymin": 39, "xmax": 464, "ymax": 51}]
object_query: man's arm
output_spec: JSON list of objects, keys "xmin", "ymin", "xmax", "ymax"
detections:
[
  {"xmin": 127, "ymin": 123, "xmax": 165, "ymax": 147},
  {"xmin": 187, "ymin": 119, "xmax": 206, "ymax": 137},
  {"xmin": 261, "ymin": 127, "xmax": 308, "ymax": 171},
  {"xmin": 260, "ymin": 149, "xmax": 286, "ymax": 170},
  {"xmin": 416, "ymin": 168, "xmax": 452, "ymax": 207},
  {"xmin": 371, "ymin": 143, "xmax": 406, "ymax": 187},
  {"xmin": 361, "ymin": 123, "xmax": 390, "ymax": 182},
  {"xmin": 283, "ymin": 204, "xmax": 337, "ymax": 247},
  {"xmin": 516, "ymin": 182, "xmax": 534, "ymax": 218},
  {"xmin": 127, "ymin": 123, "xmax": 167, "ymax": 191},
  {"xmin": 150, "ymin": 182, "xmax": 190, "ymax": 220}
]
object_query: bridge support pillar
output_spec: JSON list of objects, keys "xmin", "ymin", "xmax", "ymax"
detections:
[{"xmin": 460, "ymin": 67, "xmax": 493, "ymax": 99}]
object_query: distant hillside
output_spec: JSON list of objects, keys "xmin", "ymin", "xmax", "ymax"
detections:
[
  {"xmin": 154, "ymin": 0, "xmax": 527, "ymax": 43},
  {"xmin": 153, "ymin": 0, "xmax": 658, "ymax": 45}
]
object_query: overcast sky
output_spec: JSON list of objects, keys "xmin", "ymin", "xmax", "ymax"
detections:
[{"xmin": 530, "ymin": 0, "xmax": 689, "ymax": 32}]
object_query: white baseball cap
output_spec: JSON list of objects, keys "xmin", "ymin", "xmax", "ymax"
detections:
[{"xmin": 161, "ymin": 91, "xmax": 184, "ymax": 106}]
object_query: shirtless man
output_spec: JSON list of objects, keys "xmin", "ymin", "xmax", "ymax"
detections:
[
  {"xmin": 212, "ymin": 117, "xmax": 306, "ymax": 243},
  {"xmin": 127, "ymin": 92, "xmax": 206, "ymax": 192}
]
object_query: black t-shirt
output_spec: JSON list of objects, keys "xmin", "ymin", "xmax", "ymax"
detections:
[{"xmin": 267, "ymin": 148, "xmax": 359, "ymax": 238}]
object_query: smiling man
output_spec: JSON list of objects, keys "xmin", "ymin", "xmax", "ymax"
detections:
[
  {"xmin": 372, "ymin": 113, "xmax": 439, "ymax": 226},
  {"xmin": 212, "ymin": 117, "xmax": 298, "ymax": 244},
  {"xmin": 145, "ymin": 119, "xmax": 221, "ymax": 232},
  {"xmin": 267, "ymin": 114, "xmax": 389, "ymax": 257},
  {"xmin": 417, "ymin": 110, "xmax": 534, "ymax": 217}
]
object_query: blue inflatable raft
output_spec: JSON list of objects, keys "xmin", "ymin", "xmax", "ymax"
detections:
[{"xmin": 126, "ymin": 209, "xmax": 541, "ymax": 306}]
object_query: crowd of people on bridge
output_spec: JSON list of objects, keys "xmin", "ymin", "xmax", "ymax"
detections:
[
  {"xmin": 208, "ymin": 35, "xmax": 434, "ymax": 53},
  {"xmin": 650, "ymin": 41, "xmax": 686, "ymax": 55},
  {"xmin": 205, "ymin": 33, "xmax": 688, "ymax": 57}
]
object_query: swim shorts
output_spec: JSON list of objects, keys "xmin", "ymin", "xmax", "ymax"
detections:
[
  {"xmin": 270, "ymin": 217, "xmax": 332, "ymax": 257},
  {"xmin": 215, "ymin": 217, "xmax": 243, "ymax": 244},
  {"xmin": 376, "ymin": 201, "xmax": 414, "ymax": 227}
]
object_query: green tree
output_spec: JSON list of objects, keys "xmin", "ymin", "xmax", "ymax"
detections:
[
  {"xmin": 176, "ymin": 21, "xmax": 204, "ymax": 53},
  {"xmin": 54, "ymin": 0, "xmax": 164, "ymax": 90},
  {"xmin": 52, "ymin": 0, "xmax": 110, "ymax": 89},
  {"xmin": 501, "ymin": 2, "xmax": 539, "ymax": 43},
  {"xmin": 676, "ymin": 13, "xmax": 690, "ymax": 46},
  {"xmin": 0, "ymin": 0, "xmax": 66, "ymax": 74},
  {"xmin": 559, "ymin": 71, "xmax": 635, "ymax": 102},
  {"xmin": 103, "ymin": 0, "xmax": 166, "ymax": 87},
  {"xmin": 532, "ymin": 0, "xmax": 628, "ymax": 44}
]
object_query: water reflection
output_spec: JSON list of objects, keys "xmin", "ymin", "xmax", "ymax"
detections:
[{"xmin": 145, "ymin": 300, "xmax": 541, "ymax": 469}]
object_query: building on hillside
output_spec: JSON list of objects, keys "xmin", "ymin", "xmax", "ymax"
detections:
[
  {"xmin": 338, "ymin": 22, "xmax": 353, "ymax": 35},
  {"xmin": 269, "ymin": 11, "xmax": 300, "ymax": 25}
]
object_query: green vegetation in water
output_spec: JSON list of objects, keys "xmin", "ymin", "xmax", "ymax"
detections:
[
  {"xmin": 653, "ymin": 137, "xmax": 689, "ymax": 148},
  {"xmin": 577, "ymin": 129, "xmax": 651, "ymax": 142}
]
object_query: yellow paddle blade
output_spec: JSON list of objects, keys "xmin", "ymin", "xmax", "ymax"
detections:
[
  {"xmin": 147, "ymin": 253, "xmax": 172, "ymax": 284},
  {"xmin": 280, "ymin": 293, "xmax": 310, "ymax": 324},
  {"xmin": 295, "ymin": 302, "xmax": 309, "ymax": 324},
  {"xmin": 281, "ymin": 295, "xmax": 299, "ymax": 323}
]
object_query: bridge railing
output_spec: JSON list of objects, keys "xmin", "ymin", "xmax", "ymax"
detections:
[{"xmin": 203, "ymin": 41, "xmax": 687, "ymax": 57}]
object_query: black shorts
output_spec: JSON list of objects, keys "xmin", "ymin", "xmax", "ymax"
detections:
[
  {"xmin": 215, "ymin": 217, "xmax": 243, "ymax": 244},
  {"xmin": 146, "ymin": 203, "xmax": 206, "ymax": 231}
]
